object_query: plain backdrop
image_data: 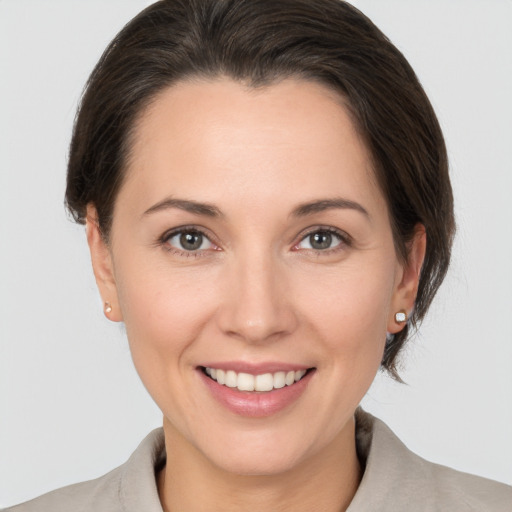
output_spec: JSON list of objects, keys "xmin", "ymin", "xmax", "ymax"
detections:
[{"xmin": 1, "ymin": 0, "xmax": 511, "ymax": 507}]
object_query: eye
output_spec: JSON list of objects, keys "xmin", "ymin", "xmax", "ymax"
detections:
[
  {"xmin": 296, "ymin": 229, "xmax": 345, "ymax": 251},
  {"xmin": 165, "ymin": 230, "xmax": 214, "ymax": 252}
]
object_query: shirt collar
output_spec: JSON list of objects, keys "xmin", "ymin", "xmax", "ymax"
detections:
[{"xmin": 118, "ymin": 408, "xmax": 407, "ymax": 512}]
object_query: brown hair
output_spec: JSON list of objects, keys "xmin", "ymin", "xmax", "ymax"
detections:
[{"xmin": 65, "ymin": 0, "xmax": 455, "ymax": 378}]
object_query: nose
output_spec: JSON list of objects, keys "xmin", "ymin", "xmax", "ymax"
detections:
[{"xmin": 216, "ymin": 252, "xmax": 298, "ymax": 344}]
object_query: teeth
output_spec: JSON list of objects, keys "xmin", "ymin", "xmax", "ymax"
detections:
[
  {"xmin": 255, "ymin": 373, "xmax": 274, "ymax": 392},
  {"xmin": 237, "ymin": 372, "xmax": 255, "ymax": 391},
  {"xmin": 225, "ymin": 370, "xmax": 237, "ymax": 388},
  {"xmin": 273, "ymin": 371, "xmax": 285, "ymax": 389},
  {"xmin": 204, "ymin": 367, "xmax": 309, "ymax": 392},
  {"xmin": 295, "ymin": 369, "xmax": 306, "ymax": 382}
]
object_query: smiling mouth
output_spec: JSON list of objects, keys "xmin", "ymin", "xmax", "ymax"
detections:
[{"xmin": 201, "ymin": 367, "xmax": 313, "ymax": 392}]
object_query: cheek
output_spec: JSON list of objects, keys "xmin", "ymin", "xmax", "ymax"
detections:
[
  {"xmin": 113, "ymin": 262, "xmax": 225, "ymax": 434},
  {"xmin": 114, "ymin": 257, "xmax": 219, "ymax": 373},
  {"xmin": 299, "ymin": 260, "xmax": 395, "ymax": 362}
]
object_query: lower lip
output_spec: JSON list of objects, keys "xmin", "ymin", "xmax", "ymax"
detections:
[{"xmin": 199, "ymin": 369, "xmax": 314, "ymax": 417}]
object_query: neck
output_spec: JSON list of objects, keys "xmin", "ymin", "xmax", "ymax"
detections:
[{"xmin": 157, "ymin": 417, "xmax": 362, "ymax": 512}]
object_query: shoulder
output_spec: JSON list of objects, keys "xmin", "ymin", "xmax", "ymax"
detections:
[
  {"xmin": 2, "ymin": 467, "xmax": 123, "ymax": 512},
  {"xmin": 2, "ymin": 428, "xmax": 165, "ymax": 512},
  {"xmin": 419, "ymin": 460, "xmax": 512, "ymax": 510},
  {"xmin": 349, "ymin": 410, "xmax": 512, "ymax": 512}
]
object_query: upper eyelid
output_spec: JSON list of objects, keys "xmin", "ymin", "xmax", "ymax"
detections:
[
  {"xmin": 161, "ymin": 225, "xmax": 215, "ymax": 242},
  {"xmin": 296, "ymin": 225, "xmax": 351, "ymax": 242}
]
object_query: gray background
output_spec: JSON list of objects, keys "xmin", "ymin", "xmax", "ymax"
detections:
[{"xmin": 1, "ymin": 0, "xmax": 511, "ymax": 506}]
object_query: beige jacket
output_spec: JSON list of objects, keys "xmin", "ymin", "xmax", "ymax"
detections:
[{"xmin": 4, "ymin": 410, "xmax": 511, "ymax": 511}]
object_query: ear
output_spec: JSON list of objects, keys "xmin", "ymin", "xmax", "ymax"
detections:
[
  {"xmin": 387, "ymin": 224, "xmax": 426, "ymax": 334},
  {"xmin": 86, "ymin": 204, "xmax": 123, "ymax": 322}
]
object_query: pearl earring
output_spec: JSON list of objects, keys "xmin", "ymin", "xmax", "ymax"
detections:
[
  {"xmin": 395, "ymin": 310, "xmax": 407, "ymax": 324},
  {"xmin": 104, "ymin": 302, "xmax": 112, "ymax": 314}
]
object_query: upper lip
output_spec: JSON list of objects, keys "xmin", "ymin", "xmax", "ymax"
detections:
[{"xmin": 199, "ymin": 361, "xmax": 313, "ymax": 374}]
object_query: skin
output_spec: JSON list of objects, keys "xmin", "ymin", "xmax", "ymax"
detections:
[{"xmin": 86, "ymin": 78, "xmax": 425, "ymax": 511}]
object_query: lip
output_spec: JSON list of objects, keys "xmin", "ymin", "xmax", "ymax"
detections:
[{"xmin": 198, "ymin": 364, "xmax": 315, "ymax": 418}]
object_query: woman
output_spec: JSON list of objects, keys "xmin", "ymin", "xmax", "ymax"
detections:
[{"xmin": 2, "ymin": 0, "xmax": 511, "ymax": 510}]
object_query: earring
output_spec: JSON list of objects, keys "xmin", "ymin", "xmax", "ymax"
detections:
[
  {"xmin": 104, "ymin": 301, "xmax": 112, "ymax": 314},
  {"xmin": 395, "ymin": 310, "xmax": 407, "ymax": 324}
]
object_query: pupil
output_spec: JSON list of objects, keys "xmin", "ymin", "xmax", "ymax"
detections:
[
  {"xmin": 310, "ymin": 232, "xmax": 332, "ymax": 250},
  {"xmin": 180, "ymin": 232, "xmax": 202, "ymax": 250}
]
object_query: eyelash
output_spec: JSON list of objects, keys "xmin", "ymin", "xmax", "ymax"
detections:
[
  {"xmin": 158, "ymin": 225, "xmax": 352, "ymax": 258},
  {"xmin": 293, "ymin": 226, "xmax": 352, "ymax": 254},
  {"xmin": 158, "ymin": 226, "xmax": 218, "ymax": 258}
]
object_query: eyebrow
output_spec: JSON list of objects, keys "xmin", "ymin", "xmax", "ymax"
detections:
[
  {"xmin": 143, "ymin": 197, "xmax": 223, "ymax": 218},
  {"xmin": 291, "ymin": 198, "xmax": 370, "ymax": 219},
  {"xmin": 143, "ymin": 196, "xmax": 369, "ymax": 220}
]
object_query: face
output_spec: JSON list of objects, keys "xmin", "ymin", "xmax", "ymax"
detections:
[{"xmin": 88, "ymin": 78, "xmax": 423, "ymax": 476}]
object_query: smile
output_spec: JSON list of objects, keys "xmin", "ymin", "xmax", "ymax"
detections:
[{"xmin": 203, "ymin": 367, "xmax": 308, "ymax": 392}]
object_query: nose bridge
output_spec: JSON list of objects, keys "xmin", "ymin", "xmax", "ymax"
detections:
[{"xmin": 218, "ymin": 246, "xmax": 296, "ymax": 343}]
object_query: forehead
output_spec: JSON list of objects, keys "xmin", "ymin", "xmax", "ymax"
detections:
[{"xmin": 122, "ymin": 78, "xmax": 384, "ymax": 216}]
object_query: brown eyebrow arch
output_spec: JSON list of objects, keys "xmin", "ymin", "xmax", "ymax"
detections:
[
  {"xmin": 143, "ymin": 197, "xmax": 223, "ymax": 218},
  {"xmin": 291, "ymin": 198, "xmax": 370, "ymax": 219}
]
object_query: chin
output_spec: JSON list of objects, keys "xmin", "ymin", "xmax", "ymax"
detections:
[
  {"xmin": 195, "ymin": 427, "xmax": 316, "ymax": 477},
  {"xmin": 212, "ymin": 447, "xmax": 303, "ymax": 477}
]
